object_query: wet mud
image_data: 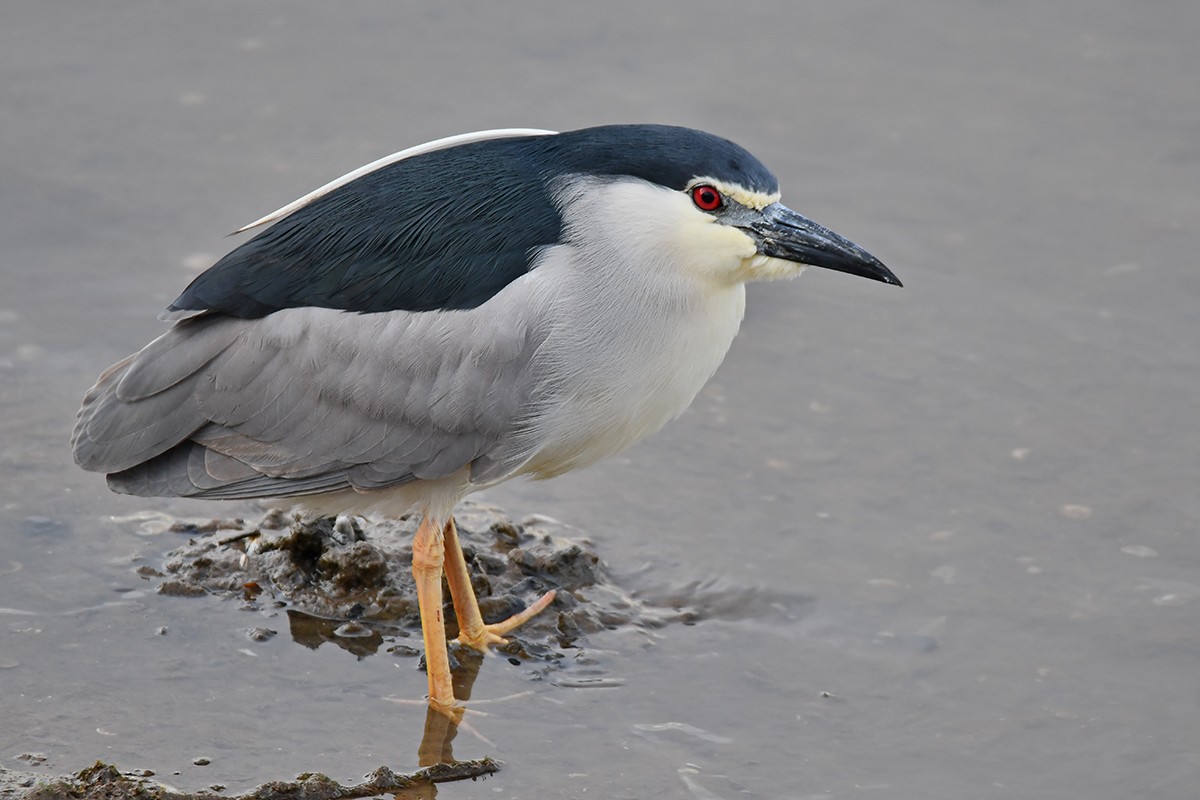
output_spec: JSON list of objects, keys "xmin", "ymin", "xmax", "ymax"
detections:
[
  {"xmin": 151, "ymin": 501, "xmax": 672, "ymax": 672},
  {"xmin": 4, "ymin": 758, "xmax": 499, "ymax": 800}
]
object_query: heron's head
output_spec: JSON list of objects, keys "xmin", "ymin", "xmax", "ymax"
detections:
[{"xmin": 537, "ymin": 125, "xmax": 902, "ymax": 289}]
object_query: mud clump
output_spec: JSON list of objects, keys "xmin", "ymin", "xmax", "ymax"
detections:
[
  {"xmin": 6, "ymin": 758, "xmax": 499, "ymax": 800},
  {"xmin": 156, "ymin": 501, "xmax": 641, "ymax": 664}
]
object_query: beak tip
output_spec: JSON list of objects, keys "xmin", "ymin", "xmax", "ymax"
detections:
[
  {"xmin": 850, "ymin": 255, "xmax": 902, "ymax": 288},
  {"xmin": 752, "ymin": 204, "xmax": 902, "ymax": 289}
]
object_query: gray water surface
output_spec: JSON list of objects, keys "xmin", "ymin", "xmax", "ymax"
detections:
[{"xmin": 2, "ymin": 2, "xmax": 1198, "ymax": 798}]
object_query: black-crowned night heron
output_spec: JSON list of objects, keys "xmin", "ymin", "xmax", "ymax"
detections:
[{"xmin": 72, "ymin": 125, "xmax": 901, "ymax": 710}]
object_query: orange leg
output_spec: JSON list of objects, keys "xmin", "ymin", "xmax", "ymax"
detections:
[
  {"xmin": 441, "ymin": 517, "xmax": 557, "ymax": 652},
  {"xmin": 411, "ymin": 515, "xmax": 455, "ymax": 710}
]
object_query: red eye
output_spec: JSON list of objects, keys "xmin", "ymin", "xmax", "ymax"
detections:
[{"xmin": 691, "ymin": 184, "xmax": 723, "ymax": 212}]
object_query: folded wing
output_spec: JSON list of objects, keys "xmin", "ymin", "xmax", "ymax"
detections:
[{"xmin": 71, "ymin": 305, "xmax": 545, "ymax": 500}]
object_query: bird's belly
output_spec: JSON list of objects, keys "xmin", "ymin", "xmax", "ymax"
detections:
[{"xmin": 522, "ymin": 283, "xmax": 746, "ymax": 479}]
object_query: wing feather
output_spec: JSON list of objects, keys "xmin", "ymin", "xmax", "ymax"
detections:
[{"xmin": 73, "ymin": 295, "xmax": 550, "ymax": 503}]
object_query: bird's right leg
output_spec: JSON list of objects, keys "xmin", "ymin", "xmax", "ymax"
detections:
[
  {"xmin": 441, "ymin": 517, "xmax": 556, "ymax": 652},
  {"xmin": 411, "ymin": 514, "xmax": 456, "ymax": 710}
]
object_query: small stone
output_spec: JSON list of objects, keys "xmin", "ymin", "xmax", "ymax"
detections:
[
  {"xmin": 332, "ymin": 514, "xmax": 364, "ymax": 544},
  {"xmin": 388, "ymin": 644, "xmax": 421, "ymax": 657},
  {"xmin": 246, "ymin": 627, "xmax": 277, "ymax": 642},
  {"xmin": 333, "ymin": 622, "xmax": 372, "ymax": 638},
  {"xmin": 158, "ymin": 580, "xmax": 207, "ymax": 597},
  {"xmin": 193, "ymin": 757, "xmax": 211, "ymax": 766}
]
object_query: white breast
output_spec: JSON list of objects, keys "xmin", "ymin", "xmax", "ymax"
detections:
[{"xmin": 521, "ymin": 283, "xmax": 746, "ymax": 479}]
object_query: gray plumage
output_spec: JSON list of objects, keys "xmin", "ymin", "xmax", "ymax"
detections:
[{"xmin": 74, "ymin": 297, "xmax": 549, "ymax": 501}]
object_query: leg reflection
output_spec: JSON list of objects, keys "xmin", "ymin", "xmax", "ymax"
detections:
[{"xmin": 416, "ymin": 647, "xmax": 484, "ymax": 765}]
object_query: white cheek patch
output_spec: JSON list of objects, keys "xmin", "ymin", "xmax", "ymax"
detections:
[
  {"xmin": 670, "ymin": 207, "xmax": 758, "ymax": 280},
  {"xmin": 720, "ymin": 226, "xmax": 759, "ymax": 260}
]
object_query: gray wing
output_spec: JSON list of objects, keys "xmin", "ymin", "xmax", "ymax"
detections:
[{"xmin": 71, "ymin": 304, "xmax": 547, "ymax": 500}]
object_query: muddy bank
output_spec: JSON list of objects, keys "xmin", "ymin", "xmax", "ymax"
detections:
[
  {"xmin": 3, "ymin": 758, "xmax": 500, "ymax": 800},
  {"xmin": 149, "ymin": 501, "xmax": 671, "ymax": 673}
]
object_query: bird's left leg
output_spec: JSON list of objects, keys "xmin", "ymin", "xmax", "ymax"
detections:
[{"xmin": 441, "ymin": 517, "xmax": 556, "ymax": 652}]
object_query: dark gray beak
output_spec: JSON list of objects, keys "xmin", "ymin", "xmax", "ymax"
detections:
[{"xmin": 742, "ymin": 202, "xmax": 902, "ymax": 287}]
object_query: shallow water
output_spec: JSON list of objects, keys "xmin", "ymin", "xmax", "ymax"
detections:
[{"xmin": 2, "ymin": 2, "xmax": 1198, "ymax": 798}]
